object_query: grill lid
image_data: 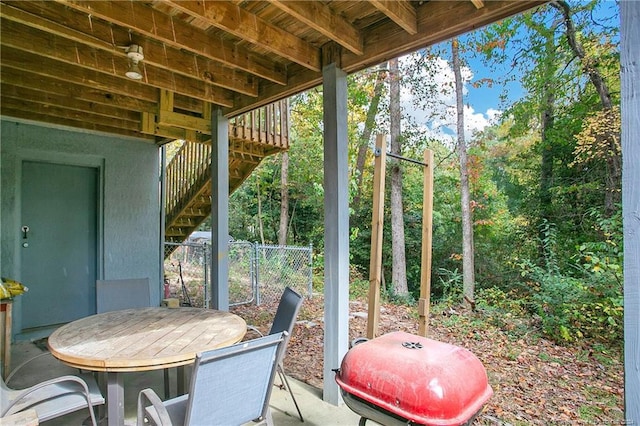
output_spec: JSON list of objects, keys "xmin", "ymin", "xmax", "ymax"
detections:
[{"xmin": 335, "ymin": 331, "xmax": 493, "ymax": 426}]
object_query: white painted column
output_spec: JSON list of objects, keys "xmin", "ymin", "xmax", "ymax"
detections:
[
  {"xmin": 622, "ymin": 1, "xmax": 640, "ymax": 421},
  {"xmin": 210, "ymin": 106, "xmax": 230, "ymax": 310},
  {"xmin": 322, "ymin": 62, "xmax": 350, "ymax": 405}
]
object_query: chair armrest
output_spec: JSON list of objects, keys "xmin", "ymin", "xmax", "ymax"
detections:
[
  {"xmin": 246, "ymin": 325, "xmax": 265, "ymax": 338},
  {"xmin": 4, "ymin": 352, "xmax": 53, "ymax": 384},
  {"xmin": 2, "ymin": 375, "xmax": 98, "ymax": 426},
  {"xmin": 137, "ymin": 388, "xmax": 173, "ymax": 426}
]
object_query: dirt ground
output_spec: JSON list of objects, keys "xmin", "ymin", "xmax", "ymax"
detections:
[{"xmin": 231, "ymin": 294, "xmax": 625, "ymax": 425}]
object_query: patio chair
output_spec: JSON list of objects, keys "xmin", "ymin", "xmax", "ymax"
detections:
[
  {"xmin": 136, "ymin": 332, "xmax": 287, "ymax": 426},
  {"xmin": 247, "ymin": 286, "xmax": 304, "ymax": 422},
  {"xmin": 96, "ymin": 278, "xmax": 151, "ymax": 313},
  {"xmin": 1, "ymin": 373, "xmax": 104, "ymax": 425}
]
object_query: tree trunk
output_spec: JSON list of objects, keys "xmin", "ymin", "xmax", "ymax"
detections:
[
  {"xmin": 539, "ymin": 83, "xmax": 555, "ymax": 258},
  {"xmin": 389, "ymin": 58, "xmax": 409, "ymax": 297},
  {"xmin": 353, "ymin": 66, "xmax": 386, "ymax": 209},
  {"xmin": 256, "ymin": 178, "xmax": 265, "ymax": 246},
  {"xmin": 538, "ymin": 27, "xmax": 557, "ymax": 266},
  {"xmin": 553, "ymin": 1, "xmax": 612, "ymax": 109},
  {"xmin": 452, "ymin": 39, "xmax": 475, "ymax": 309},
  {"xmin": 278, "ymin": 151, "xmax": 289, "ymax": 246},
  {"xmin": 553, "ymin": 0, "xmax": 620, "ymax": 215}
]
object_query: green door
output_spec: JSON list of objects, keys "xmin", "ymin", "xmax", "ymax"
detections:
[{"xmin": 20, "ymin": 161, "xmax": 98, "ymax": 331}]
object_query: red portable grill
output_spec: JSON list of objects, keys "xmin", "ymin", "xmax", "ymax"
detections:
[{"xmin": 335, "ymin": 331, "xmax": 493, "ymax": 426}]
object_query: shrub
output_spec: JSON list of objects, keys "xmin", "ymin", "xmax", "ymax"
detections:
[
  {"xmin": 476, "ymin": 287, "xmax": 527, "ymax": 316},
  {"xmin": 520, "ymin": 212, "xmax": 623, "ymax": 344},
  {"xmin": 526, "ymin": 267, "xmax": 622, "ymax": 343}
]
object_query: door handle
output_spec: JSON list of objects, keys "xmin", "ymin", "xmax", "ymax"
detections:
[{"xmin": 22, "ymin": 225, "xmax": 30, "ymax": 239}]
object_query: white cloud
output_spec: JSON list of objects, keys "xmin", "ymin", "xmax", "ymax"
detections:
[{"xmin": 397, "ymin": 53, "xmax": 501, "ymax": 143}]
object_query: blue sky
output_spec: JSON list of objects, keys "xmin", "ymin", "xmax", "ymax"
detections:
[{"xmin": 398, "ymin": 0, "xmax": 620, "ymax": 143}]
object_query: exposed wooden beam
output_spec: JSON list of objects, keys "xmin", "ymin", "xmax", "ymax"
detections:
[
  {"xmin": 57, "ymin": 0, "xmax": 287, "ymax": 85},
  {"xmin": 0, "ymin": 66, "xmax": 201, "ymax": 115},
  {"xmin": 0, "ymin": 19, "xmax": 235, "ymax": 107},
  {"xmin": 226, "ymin": 1, "xmax": 545, "ymax": 117},
  {"xmin": 471, "ymin": 0, "xmax": 486, "ymax": 9},
  {"xmin": 157, "ymin": 90, "xmax": 212, "ymax": 134},
  {"xmin": 0, "ymin": 96, "xmax": 140, "ymax": 130},
  {"xmin": 1, "ymin": 2, "xmax": 259, "ymax": 97},
  {"xmin": 1, "ymin": 47, "xmax": 158, "ymax": 102},
  {"xmin": 141, "ymin": 112, "xmax": 210, "ymax": 142},
  {"xmin": 0, "ymin": 100, "xmax": 155, "ymax": 142},
  {"xmin": 271, "ymin": 0, "xmax": 363, "ymax": 55},
  {"xmin": 0, "ymin": 84, "xmax": 140, "ymax": 123},
  {"xmin": 351, "ymin": 1, "xmax": 545, "ymax": 73},
  {"xmin": 370, "ymin": 0, "xmax": 417, "ymax": 35},
  {"xmin": 268, "ymin": 1, "xmax": 364, "ymax": 56},
  {"xmin": 0, "ymin": 105, "xmax": 152, "ymax": 141},
  {"xmin": 165, "ymin": 1, "xmax": 320, "ymax": 72}
]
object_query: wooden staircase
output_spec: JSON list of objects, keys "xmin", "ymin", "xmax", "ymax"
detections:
[{"xmin": 164, "ymin": 100, "xmax": 289, "ymax": 243}]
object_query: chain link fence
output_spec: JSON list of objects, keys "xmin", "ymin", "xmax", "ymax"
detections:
[{"xmin": 163, "ymin": 240, "xmax": 313, "ymax": 308}]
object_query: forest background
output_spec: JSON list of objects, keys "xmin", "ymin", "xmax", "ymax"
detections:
[{"xmin": 220, "ymin": 0, "xmax": 623, "ymax": 351}]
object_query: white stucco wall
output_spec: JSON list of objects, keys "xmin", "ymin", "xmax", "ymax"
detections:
[{"xmin": 1, "ymin": 118, "xmax": 161, "ymax": 334}]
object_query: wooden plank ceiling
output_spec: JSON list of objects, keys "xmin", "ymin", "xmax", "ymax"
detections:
[{"xmin": 0, "ymin": 1, "xmax": 544, "ymax": 144}]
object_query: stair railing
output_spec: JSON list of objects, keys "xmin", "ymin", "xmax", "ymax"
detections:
[
  {"xmin": 164, "ymin": 100, "xmax": 289, "ymax": 233},
  {"xmin": 165, "ymin": 142, "xmax": 212, "ymax": 221}
]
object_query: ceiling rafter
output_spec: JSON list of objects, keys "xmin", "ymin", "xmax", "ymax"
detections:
[
  {"xmin": 1, "ymin": 2, "xmax": 259, "ymax": 97},
  {"xmin": 227, "ymin": 1, "xmax": 545, "ymax": 116},
  {"xmin": 0, "ymin": 66, "xmax": 159, "ymax": 113},
  {"xmin": 0, "ymin": 19, "xmax": 235, "ymax": 107},
  {"xmin": 370, "ymin": 0, "xmax": 417, "ymax": 35},
  {"xmin": 56, "ymin": 0, "xmax": 288, "ymax": 85},
  {"xmin": 1, "ymin": 47, "xmax": 158, "ymax": 102},
  {"xmin": 0, "ymin": 105, "xmax": 151, "ymax": 140},
  {"xmin": 270, "ymin": 1, "xmax": 364, "ymax": 56},
  {"xmin": 1, "ymin": 95, "xmax": 139, "ymax": 129},
  {"xmin": 165, "ymin": 0, "xmax": 320, "ymax": 72},
  {"xmin": 0, "ymin": 84, "xmax": 140, "ymax": 123}
]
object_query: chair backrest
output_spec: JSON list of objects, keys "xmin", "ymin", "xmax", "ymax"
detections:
[
  {"xmin": 184, "ymin": 332, "xmax": 287, "ymax": 426},
  {"xmin": 96, "ymin": 278, "xmax": 151, "ymax": 313},
  {"xmin": 268, "ymin": 287, "xmax": 303, "ymax": 339}
]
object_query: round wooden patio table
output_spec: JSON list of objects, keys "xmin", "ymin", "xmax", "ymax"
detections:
[{"xmin": 48, "ymin": 307, "xmax": 246, "ymax": 426}]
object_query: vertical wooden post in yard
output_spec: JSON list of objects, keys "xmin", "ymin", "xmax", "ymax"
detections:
[
  {"xmin": 418, "ymin": 149, "xmax": 434, "ymax": 336},
  {"xmin": 367, "ymin": 135, "xmax": 387, "ymax": 339}
]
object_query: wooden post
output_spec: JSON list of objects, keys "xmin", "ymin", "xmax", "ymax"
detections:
[
  {"xmin": 367, "ymin": 135, "xmax": 387, "ymax": 339},
  {"xmin": 1, "ymin": 300, "xmax": 13, "ymax": 379},
  {"xmin": 418, "ymin": 149, "xmax": 434, "ymax": 336}
]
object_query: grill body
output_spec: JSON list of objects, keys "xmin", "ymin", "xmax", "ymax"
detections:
[{"xmin": 335, "ymin": 331, "xmax": 493, "ymax": 426}]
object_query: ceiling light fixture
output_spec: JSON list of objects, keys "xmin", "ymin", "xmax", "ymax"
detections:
[{"xmin": 125, "ymin": 44, "xmax": 144, "ymax": 80}]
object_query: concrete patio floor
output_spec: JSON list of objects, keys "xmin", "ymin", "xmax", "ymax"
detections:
[{"xmin": 6, "ymin": 340, "xmax": 362, "ymax": 426}]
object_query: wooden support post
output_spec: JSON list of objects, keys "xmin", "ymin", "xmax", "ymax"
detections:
[
  {"xmin": 1, "ymin": 300, "xmax": 13, "ymax": 379},
  {"xmin": 418, "ymin": 149, "xmax": 434, "ymax": 336},
  {"xmin": 367, "ymin": 135, "xmax": 387, "ymax": 339}
]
